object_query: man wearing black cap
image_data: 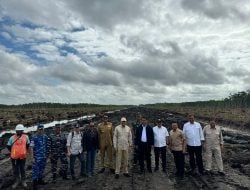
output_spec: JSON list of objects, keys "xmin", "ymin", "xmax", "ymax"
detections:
[
  {"xmin": 30, "ymin": 124, "xmax": 49, "ymax": 190},
  {"xmin": 47, "ymin": 124, "xmax": 69, "ymax": 183},
  {"xmin": 67, "ymin": 123, "xmax": 85, "ymax": 180}
]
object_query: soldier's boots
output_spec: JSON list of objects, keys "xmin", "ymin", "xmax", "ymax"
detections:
[
  {"xmin": 32, "ymin": 180, "xmax": 38, "ymax": 190},
  {"xmin": 52, "ymin": 174, "xmax": 57, "ymax": 183},
  {"xmin": 21, "ymin": 180, "xmax": 28, "ymax": 188},
  {"xmin": 12, "ymin": 179, "xmax": 20, "ymax": 189},
  {"xmin": 38, "ymin": 178, "xmax": 47, "ymax": 185},
  {"xmin": 98, "ymin": 168, "xmax": 105, "ymax": 174},
  {"xmin": 62, "ymin": 175, "xmax": 70, "ymax": 180}
]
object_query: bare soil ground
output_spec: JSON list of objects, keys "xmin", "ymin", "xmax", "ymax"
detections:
[{"xmin": 0, "ymin": 107, "xmax": 249, "ymax": 190}]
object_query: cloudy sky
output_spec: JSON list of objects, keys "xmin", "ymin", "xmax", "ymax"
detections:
[{"xmin": 0, "ymin": 0, "xmax": 250, "ymax": 105}]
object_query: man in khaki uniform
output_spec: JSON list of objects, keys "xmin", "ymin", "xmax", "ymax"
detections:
[
  {"xmin": 113, "ymin": 117, "xmax": 132, "ymax": 179},
  {"xmin": 203, "ymin": 120, "xmax": 225, "ymax": 175},
  {"xmin": 98, "ymin": 115, "xmax": 115, "ymax": 173}
]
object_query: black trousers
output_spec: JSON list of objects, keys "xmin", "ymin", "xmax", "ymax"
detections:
[
  {"xmin": 11, "ymin": 158, "xmax": 26, "ymax": 180},
  {"xmin": 187, "ymin": 145, "xmax": 204, "ymax": 173},
  {"xmin": 154, "ymin": 146, "xmax": 166, "ymax": 170},
  {"xmin": 172, "ymin": 150, "xmax": 185, "ymax": 176},
  {"xmin": 138, "ymin": 142, "xmax": 152, "ymax": 171}
]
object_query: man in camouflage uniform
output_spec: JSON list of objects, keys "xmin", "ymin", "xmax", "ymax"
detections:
[
  {"xmin": 98, "ymin": 115, "xmax": 115, "ymax": 173},
  {"xmin": 30, "ymin": 124, "xmax": 49, "ymax": 190},
  {"xmin": 47, "ymin": 124, "xmax": 69, "ymax": 183}
]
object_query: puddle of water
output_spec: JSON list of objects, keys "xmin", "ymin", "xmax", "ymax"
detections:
[{"xmin": 0, "ymin": 114, "xmax": 95, "ymax": 138}]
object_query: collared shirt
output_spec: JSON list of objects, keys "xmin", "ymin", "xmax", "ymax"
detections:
[
  {"xmin": 203, "ymin": 125, "xmax": 223, "ymax": 147},
  {"xmin": 67, "ymin": 131, "xmax": 83, "ymax": 155},
  {"xmin": 98, "ymin": 122, "xmax": 113, "ymax": 145},
  {"xmin": 183, "ymin": 121, "xmax": 204, "ymax": 146},
  {"xmin": 169, "ymin": 128, "xmax": 185, "ymax": 151},
  {"xmin": 153, "ymin": 126, "xmax": 169, "ymax": 147},
  {"xmin": 113, "ymin": 125, "xmax": 132, "ymax": 150},
  {"xmin": 141, "ymin": 126, "xmax": 147, "ymax": 142}
]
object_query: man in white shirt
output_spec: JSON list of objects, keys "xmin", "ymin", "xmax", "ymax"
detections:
[
  {"xmin": 183, "ymin": 114, "xmax": 204, "ymax": 175},
  {"xmin": 67, "ymin": 124, "xmax": 85, "ymax": 180},
  {"xmin": 153, "ymin": 119, "xmax": 169, "ymax": 172}
]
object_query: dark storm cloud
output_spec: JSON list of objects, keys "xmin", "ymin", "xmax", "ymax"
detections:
[
  {"xmin": 49, "ymin": 58, "xmax": 121, "ymax": 86},
  {"xmin": 64, "ymin": 0, "xmax": 146, "ymax": 29},
  {"xmin": 95, "ymin": 35, "xmax": 226, "ymax": 87},
  {"xmin": 181, "ymin": 0, "xmax": 248, "ymax": 21}
]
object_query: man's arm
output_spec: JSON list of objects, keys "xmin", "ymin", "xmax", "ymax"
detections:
[
  {"xmin": 128, "ymin": 127, "xmax": 132, "ymax": 147},
  {"xmin": 113, "ymin": 127, "xmax": 118, "ymax": 150},
  {"xmin": 66, "ymin": 132, "xmax": 72, "ymax": 156}
]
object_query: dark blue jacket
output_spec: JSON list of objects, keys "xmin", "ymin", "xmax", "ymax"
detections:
[{"xmin": 135, "ymin": 125, "xmax": 154, "ymax": 146}]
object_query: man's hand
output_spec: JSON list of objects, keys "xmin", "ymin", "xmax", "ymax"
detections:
[
  {"xmin": 220, "ymin": 144, "xmax": 224, "ymax": 153},
  {"xmin": 31, "ymin": 157, "xmax": 35, "ymax": 163},
  {"xmin": 67, "ymin": 151, "xmax": 71, "ymax": 157}
]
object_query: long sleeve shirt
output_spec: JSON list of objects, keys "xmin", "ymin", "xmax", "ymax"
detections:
[
  {"xmin": 183, "ymin": 121, "xmax": 204, "ymax": 146},
  {"xmin": 113, "ymin": 125, "xmax": 132, "ymax": 150},
  {"xmin": 67, "ymin": 131, "xmax": 83, "ymax": 155},
  {"xmin": 203, "ymin": 125, "xmax": 224, "ymax": 147},
  {"xmin": 98, "ymin": 122, "xmax": 113, "ymax": 146}
]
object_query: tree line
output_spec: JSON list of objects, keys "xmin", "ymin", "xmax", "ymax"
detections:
[
  {"xmin": 0, "ymin": 102, "xmax": 130, "ymax": 109},
  {"xmin": 144, "ymin": 90, "xmax": 250, "ymax": 108}
]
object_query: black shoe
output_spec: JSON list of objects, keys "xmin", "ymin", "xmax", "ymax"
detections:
[
  {"xmin": 110, "ymin": 168, "xmax": 115, "ymax": 174},
  {"xmin": 162, "ymin": 169, "xmax": 167, "ymax": 173},
  {"xmin": 115, "ymin": 174, "xmax": 119, "ymax": 179},
  {"xmin": 218, "ymin": 171, "xmax": 225, "ymax": 176},
  {"xmin": 52, "ymin": 174, "xmax": 56, "ymax": 184},
  {"xmin": 187, "ymin": 169, "xmax": 196, "ymax": 176},
  {"xmin": 72, "ymin": 175, "xmax": 76, "ymax": 180},
  {"xmin": 32, "ymin": 180, "xmax": 38, "ymax": 190},
  {"xmin": 154, "ymin": 167, "xmax": 159, "ymax": 172},
  {"xmin": 38, "ymin": 178, "xmax": 47, "ymax": 185},
  {"xmin": 123, "ymin": 173, "xmax": 131, "ymax": 177},
  {"xmin": 62, "ymin": 176, "xmax": 70, "ymax": 180},
  {"xmin": 148, "ymin": 169, "xmax": 153, "ymax": 173},
  {"xmin": 98, "ymin": 168, "xmax": 105, "ymax": 174},
  {"xmin": 139, "ymin": 170, "xmax": 144, "ymax": 175}
]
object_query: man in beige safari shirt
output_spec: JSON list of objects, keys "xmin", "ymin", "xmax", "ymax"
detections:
[
  {"xmin": 203, "ymin": 120, "xmax": 225, "ymax": 176},
  {"xmin": 113, "ymin": 117, "xmax": 132, "ymax": 179}
]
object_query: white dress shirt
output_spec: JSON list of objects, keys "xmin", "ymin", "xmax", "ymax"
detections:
[
  {"xmin": 183, "ymin": 121, "xmax": 204, "ymax": 146},
  {"xmin": 153, "ymin": 126, "xmax": 169, "ymax": 147},
  {"xmin": 141, "ymin": 126, "xmax": 147, "ymax": 142}
]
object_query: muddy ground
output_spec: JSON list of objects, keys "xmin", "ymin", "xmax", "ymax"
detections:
[{"xmin": 0, "ymin": 107, "xmax": 249, "ymax": 190}]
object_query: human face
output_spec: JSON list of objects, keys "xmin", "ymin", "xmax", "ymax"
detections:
[
  {"xmin": 157, "ymin": 121, "xmax": 162, "ymax": 127},
  {"xmin": 103, "ymin": 116, "xmax": 108, "ymax": 124},
  {"xmin": 75, "ymin": 127, "xmax": 80, "ymax": 133},
  {"xmin": 16, "ymin": 130, "xmax": 23, "ymax": 136},
  {"xmin": 121, "ymin": 121, "xmax": 126, "ymax": 126},
  {"xmin": 210, "ymin": 121, "xmax": 216, "ymax": 128},
  {"xmin": 55, "ymin": 127, "xmax": 61, "ymax": 134},
  {"xmin": 38, "ymin": 128, "xmax": 44, "ymax": 134},
  {"xmin": 172, "ymin": 123, "xmax": 178, "ymax": 131},
  {"xmin": 189, "ymin": 115, "xmax": 195, "ymax": 123},
  {"xmin": 142, "ymin": 118, "xmax": 147, "ymax": 126}
]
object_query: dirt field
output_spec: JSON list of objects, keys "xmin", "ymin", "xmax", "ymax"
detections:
[{"xmin": 0, "ymin": 107, "xmax": 249, "ymax": 190}]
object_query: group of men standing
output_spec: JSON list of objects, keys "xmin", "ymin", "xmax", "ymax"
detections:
[{"xmin": 7, "ymin": 113, "xmax": 225, "ymax": 189}]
